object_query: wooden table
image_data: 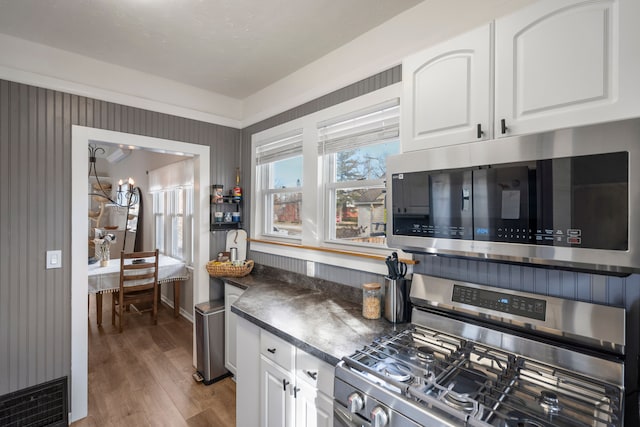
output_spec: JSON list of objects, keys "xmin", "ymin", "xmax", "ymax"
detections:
[{"xmin": 88, "ymin": 254, "xmax": 189, "ymax": 325}]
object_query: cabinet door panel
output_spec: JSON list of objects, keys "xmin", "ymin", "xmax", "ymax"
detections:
[
  {"xmin": 515, "ymin": 6, "xmax": 607, "ymax": 114},
  {"xmin": 224, "ymin": 283, "xmax": 243, "ymax": 374},
  {"xmin": 295, "ymin": 381, "xmax": 317, "ymax": 427},
  {"xmin": 236, "ymin": 317, "xmax": 261, "ymax": 427},
  {"xmin": 295, "ymin": 381, "xmax": 333, "ymax": 427},
  {"xmin": 414, "ymin": 56, "xmax": 471, "ymax": 136},
  {"xmin": 402, "ymin": 24, "xmax": 492, "ymax": 151},
  {"xmin": 315, "ymin": 391, "xmax": 334, "ymax": 427},
  {"xmin": 495, "ymin": 0, "xmax": 640, "ymax": 136},
  {"xmin": 261, "ymin": 357, "xmax": 294, "ymax": 427}
]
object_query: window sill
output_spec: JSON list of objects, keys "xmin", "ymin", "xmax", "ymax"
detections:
[{"xmin": 249, "ymin": 238, "xmax": 417, "ymax": 276}]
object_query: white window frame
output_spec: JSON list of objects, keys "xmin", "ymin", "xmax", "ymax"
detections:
[
  {"xmin": 250, "ymin": 83, "xmax": 402, "ymax": 275},
  {"xmin": 255, "ymin": 129, "xmax": 304, "ymax": 241},
  {"xmin": 319, "ymin": 99, "xmax": 399, "ymax": 248},
  {"xmin": 152, "ymin": 186, "xmax": 194, "ymax": 264}
]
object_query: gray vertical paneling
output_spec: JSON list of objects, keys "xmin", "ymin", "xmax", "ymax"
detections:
[
  {"xmin": 0, "ymin": 78, "xmax": 241, "ymax": 398},
  {"xmin": 249, "ymin": 251, "xmax": 306, "ymax": 275},
  {"xmin": 0, "ymin": 80, "xmax": 9, "ymax": 387},
  {"xmin": 26, "ymin": 85, "xmax": 38, "ymax": 385}
]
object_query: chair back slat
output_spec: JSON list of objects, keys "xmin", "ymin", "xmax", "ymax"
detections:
[{"xmin": 113, "ymin": 249, "xmax": 160, "ymax": 332}]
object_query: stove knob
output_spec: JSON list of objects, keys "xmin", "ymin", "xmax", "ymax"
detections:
[
  {"xmin": 347, "ymin": 392, "xmax": 364, "ymax": 413},
  {"xmin": 371, "ymin": 406, "xmax": 389, "ymax": 427}
]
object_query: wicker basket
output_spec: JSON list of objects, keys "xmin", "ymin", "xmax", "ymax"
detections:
[{"xmin": 206, "ymin": 259, "xmax": 254, "ymax": 278}]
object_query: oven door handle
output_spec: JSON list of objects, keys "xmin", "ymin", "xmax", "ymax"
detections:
[{"xmin": 334, "ymin": 402, "xmax": 371, "ymax": 427}]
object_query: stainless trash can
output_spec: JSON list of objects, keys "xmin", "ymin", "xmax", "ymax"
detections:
[{"xmin": 194, "ymin": 299, "xmax": 230, "ymax": 385}]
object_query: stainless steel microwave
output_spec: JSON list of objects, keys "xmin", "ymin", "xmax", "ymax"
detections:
[{"xmin": 387, "ymin": 118, "xmax": 640, "ymax": 274}]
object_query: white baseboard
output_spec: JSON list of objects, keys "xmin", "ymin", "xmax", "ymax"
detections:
[{"xmin": 160, "ymin": 295, "xmax": 194, "ymax": 323}]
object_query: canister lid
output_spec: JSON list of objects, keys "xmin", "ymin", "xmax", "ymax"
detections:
[{"xmin": 362, "ymin": 282, "xmax": 381, "ymax": 290}]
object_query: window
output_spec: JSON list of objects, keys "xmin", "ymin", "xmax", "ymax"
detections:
[
  {"xmin": 149, "ymin": 159, "xmax": 194, "ymax": 263},
  {"xmin": 255, "ymin": 130, "xmax": 304, "ymax": 239},
  {"xmin": 153, "ymin": 192, "xmax": 164, "ymax": 252},
  {"xmin": 152, "ymin": 187, "xmax": 194, "ymax": 263},
  {"xmin": 250, "ymin": 83, "xmax": 402, "ymax": 268},
  {"xmin": 319, "ymin": 99, "xmax": 400, "ymax": 246}
]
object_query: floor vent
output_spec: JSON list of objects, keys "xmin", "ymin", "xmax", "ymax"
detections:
[{"xmin": 0, "ymin": 377, "xmax": 68, "ymax": 427}]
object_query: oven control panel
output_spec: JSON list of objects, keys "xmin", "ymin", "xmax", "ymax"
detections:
[{"xmin": 452, "ymin": 285, "xmax": 546, "ymax": 321}]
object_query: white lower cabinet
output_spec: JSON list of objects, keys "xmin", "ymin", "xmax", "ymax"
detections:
[
  {"xmin": 224, "ymin": 282, "xmax": 244, "ymax": 375},
  {"xmin": 295, "ymin": 379, "xmax": 333, "ymax": 427},
  {"xmin": 236, "ymin": 316, "xmax": 261, "ymax": 427},
  {"xmin": 261, "ymin": 356, "xmax": 295, "ymax": 427},
  {"xmin": 236, "ymin": 317, "xmax": 334, "ymax": 427}
]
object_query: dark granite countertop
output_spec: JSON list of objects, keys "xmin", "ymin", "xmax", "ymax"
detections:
[{"xmin": 226, "ymin": 265, "xmax": 408, "ymax": 366}]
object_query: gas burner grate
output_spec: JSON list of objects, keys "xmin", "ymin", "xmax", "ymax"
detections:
[
  {"xmin": 478, "ymin": 359, "xmax": 622, "ymax": 427},
  {"xmin": 341, "ymin": 324, "xmax": 623, "ymax": 427}
]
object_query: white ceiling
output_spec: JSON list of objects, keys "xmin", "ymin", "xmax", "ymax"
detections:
[{"xmin": 0, "ymin": 0, "xmax": 423, "ymax": 100}]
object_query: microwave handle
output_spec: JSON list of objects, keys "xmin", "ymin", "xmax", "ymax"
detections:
[{"xmin": 461, "ymin": 187, "xmax": 471, "ymax": 211}]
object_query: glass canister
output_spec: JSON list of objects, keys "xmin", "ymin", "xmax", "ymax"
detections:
[
  {"xmin": 212, "ymin": 184, "xmax": 224, "ymax": 203},
  {"xmin": 362, "ymin": 282, "xmax": 382, "ymax": 319}
]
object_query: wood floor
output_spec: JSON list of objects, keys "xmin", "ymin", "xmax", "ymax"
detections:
[{"xmin": 72, "ymin": 294, "xmax": 236, "ymax": 427}]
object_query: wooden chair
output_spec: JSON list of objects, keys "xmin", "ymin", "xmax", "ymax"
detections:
[{"xmin": 112, "ymin": 250, "xmax": 159, "ymax": 333}]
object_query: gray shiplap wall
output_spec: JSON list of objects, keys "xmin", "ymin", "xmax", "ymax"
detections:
[{"xmin": 0, "ymin": 79, "xmax": 240, "ymax": 396}]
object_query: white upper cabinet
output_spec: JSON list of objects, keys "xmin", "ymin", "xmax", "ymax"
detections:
[
  {"xmin": 402, "ymin": 0, "xmax": 640, "ymax": 151},
  {"xmin": 495, "ymin": 0, "xmax": 640, "ymax": 137},
  {"xmin": 402, "ymin": 24, "xmax": 492, "ymax": 152}
]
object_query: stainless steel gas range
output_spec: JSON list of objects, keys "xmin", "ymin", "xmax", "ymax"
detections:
[{"xmin": 334, "ymin": 274, "xmax": 635, "ymax": 426}]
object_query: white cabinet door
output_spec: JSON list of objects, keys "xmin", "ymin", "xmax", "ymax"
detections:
[
  {"xmin": 495, "ymin": 0, "xmax": 640, "ymax": 137},
  {"xmin": 261, "ymin": 356, "xmax": 295, "ymax": 427},
  {"xmin": 402, "ymin": 24, "xmax": 492, "ymax": 152},
  {"xmin": 236, "ymin": 317, "xmax": 261, "ymax": 427},
  {"xmin": 224, "ymin": 283, "xmax": 244, "ymax": 375},
  {"xmin": 294, "ymin": 380, "xmax": 318, "ymax": 427},
  {"xmin": 295, "ymin": 380, "xmax": 333, "ymax": 427},
  {"xmin": 315, "ymin": 391, "xmax": 334, "ymax": 427}
]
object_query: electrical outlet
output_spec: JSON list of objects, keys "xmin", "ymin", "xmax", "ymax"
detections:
[
  {"xmin": 306, "ymin": 260, "xmax": 315, "ymax": 277},
  {"xmin": 46, "ymin": 250, "xmax": 62, "ymax": 269}
]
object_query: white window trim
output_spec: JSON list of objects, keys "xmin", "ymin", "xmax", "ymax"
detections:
[
  {"xmin": 250, "ymin": 83, "xmax": 402, "ymax": 275},
  {"xmin": 255, "ymin": 128, "xmax": 304, "ymax": 242}
]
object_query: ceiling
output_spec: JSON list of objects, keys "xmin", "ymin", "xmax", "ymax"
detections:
[{"xmin": 0, "ymin": 0, "xmax": 423, "ymax": 99}]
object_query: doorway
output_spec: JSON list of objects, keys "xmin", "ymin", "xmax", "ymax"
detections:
[{"xmin": 70, "ymin": 126, "xmax": 210, "ymax": 422}]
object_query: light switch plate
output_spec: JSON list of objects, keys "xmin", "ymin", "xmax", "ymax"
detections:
[{"xmin": 46, "ymin": 250, "xmax": 62, "ymax": 269}]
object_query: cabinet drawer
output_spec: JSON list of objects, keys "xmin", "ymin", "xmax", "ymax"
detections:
[
  {"xmin": 295, "ymin": 349, "xmax": 334, "ymax": 396},
  {"xmin": 260, "ymin": 329, "xmax": 295, "ymax": 371}
]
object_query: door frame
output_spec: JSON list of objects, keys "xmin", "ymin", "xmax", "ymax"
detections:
[{"xmin": 70, "ymin": 126, "xmax": 210, "ymax": 421}]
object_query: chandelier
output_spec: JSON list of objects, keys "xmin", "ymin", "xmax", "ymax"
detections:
[{"xmin": 88, "ymin": 144, "xmax": 139, "ymax": 208}]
